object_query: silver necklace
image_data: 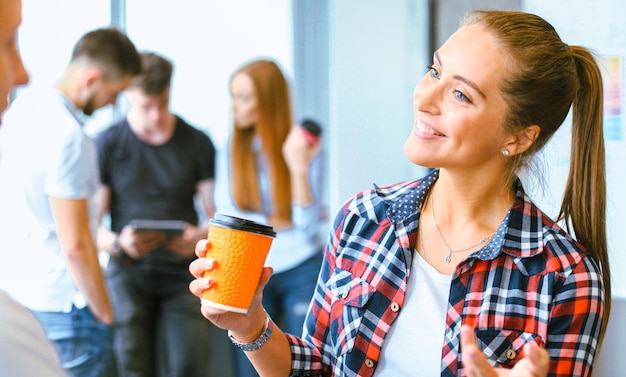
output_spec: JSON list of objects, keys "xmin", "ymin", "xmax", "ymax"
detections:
[{"xmin": 430, "ymin": 191, "xmax": 494, "ymax": 263}]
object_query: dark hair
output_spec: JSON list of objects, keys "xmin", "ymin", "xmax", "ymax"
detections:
[
  {"xmin": 465, "ymin": 10, "xmax": 610, "ymax": 342},
  {"xmin": 128, "ymin": 52, "xmax": 173, "ymax": 95},
  {"xmin": 71, "ymin": 27, "xmax": 142, "ymax": 80}
]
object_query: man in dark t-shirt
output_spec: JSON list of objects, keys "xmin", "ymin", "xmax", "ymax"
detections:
[{"xmin": 94, "ymin": 51, "xmax": 215, "ymax": 377}]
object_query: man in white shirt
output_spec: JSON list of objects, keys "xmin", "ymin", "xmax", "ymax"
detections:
[{"xmin": 0, "ymin": 19, "xmax": 142, "ymax": 377}]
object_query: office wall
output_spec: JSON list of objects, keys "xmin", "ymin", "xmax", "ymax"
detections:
[{"xmin": 325, "ymin": 0, "xmax": 430, "ymax": 212}]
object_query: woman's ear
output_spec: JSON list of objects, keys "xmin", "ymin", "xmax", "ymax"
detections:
[{"xmin": 504, "ymin": 125, "xmax": 541, "ymax": 156}]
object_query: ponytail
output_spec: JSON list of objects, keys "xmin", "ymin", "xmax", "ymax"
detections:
[
  {"xmin": 558, "ymin": 46, "xmax": 611, "ymax": 343},
  {"xmin": 464, "ymin": 10, "xmax": 612, "ymax": 346}
]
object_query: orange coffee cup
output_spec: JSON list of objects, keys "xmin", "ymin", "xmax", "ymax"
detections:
[{"xmin": 201, "ymin": 213, "xmax": 276, "ymax": 313}]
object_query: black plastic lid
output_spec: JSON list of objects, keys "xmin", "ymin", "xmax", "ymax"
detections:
[
  {"xmin": 301, "ymin": 118, "xmax": 322, "ymax": 136},
  {"xmin": 209, "ymin": 213, "xmax": 276, "ymax": 238}
]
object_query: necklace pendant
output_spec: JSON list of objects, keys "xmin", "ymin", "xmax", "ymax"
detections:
[{"xmin": 443, "ymin": 254, "xmax": 451, "ymax": 263}]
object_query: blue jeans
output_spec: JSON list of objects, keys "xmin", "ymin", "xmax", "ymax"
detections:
[
  {"xmin": 232, "ymin": 252, "xmax": 323, "ymax": 377},
  {"xmin": 106, "ymin": 250, "xmax": 212, "ymax": 377},
  {"xmin": 32, "ymin": 305, "xmax": 113, "ymax": 377}
]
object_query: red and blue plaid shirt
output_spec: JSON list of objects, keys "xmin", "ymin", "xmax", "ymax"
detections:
[{"xmin": 286, "ymin": 169, "xmax": 604, "ymax": 377}]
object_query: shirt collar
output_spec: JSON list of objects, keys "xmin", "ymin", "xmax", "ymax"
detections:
[
  {"xmin": 56, "ymin": 90, "xmax": 85, "ymax": 126},
  {"xmin": 374, "ymin": 169, "xmax": 545, "ymax": 261}
]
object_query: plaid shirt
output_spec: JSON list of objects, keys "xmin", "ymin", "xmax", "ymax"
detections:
[{"xmin": 286, "ymin": 169, "xmax": 604, "ymax": 377}]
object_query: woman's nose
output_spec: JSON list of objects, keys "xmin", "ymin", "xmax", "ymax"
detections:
[{"xmin": 413, "ymin": 77, "xmax": 440, "ymax": 114}]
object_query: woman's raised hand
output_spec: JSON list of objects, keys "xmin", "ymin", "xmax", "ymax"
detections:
[
  {"xmin": 460, "ymin": 325, "xmax": 550, "ymax": 377},
  {"xmin": 188, "ymin": 239, "xmax": 273, "ymax": 338}
]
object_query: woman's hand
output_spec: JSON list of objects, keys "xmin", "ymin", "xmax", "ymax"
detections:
[
  {"xmin": 282, "ymin": 125, "xmax": 322, "ymax": 176},
  {"xmin": 188, "ymin": 239, "xmax": 273, "ymax": 338},
  {"xmin": 461, "ymin": 325, "xmax": 550, "ymax": 377}
]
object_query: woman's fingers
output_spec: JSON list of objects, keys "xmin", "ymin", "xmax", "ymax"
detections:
[
  {"xmin": 188, "ymin": 274, "xmax": 213, "ymax": 297},
  {"xmin": 461, "ymin": 324, "xmax": 498, "ymax": 377},
  {"xmin": 195, "ymin": 239, "xmax": 209, "ymax": 258},
  {"xmin": 523, "ymin": 342, "xmax": 550, "ymax": 376}
]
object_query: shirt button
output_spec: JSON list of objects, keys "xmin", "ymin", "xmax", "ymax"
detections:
[
  {"xmin": 390, "ymin": 302, "xmax": 400, "ymax": 312},
  {"xmin": 365, "ymin": 359, "xmax": 375, "ymax": 368},
  {"xmin": 506, "ymin": 348, "xmax": 517, "ymax": 360},
  {"xmin": 341, "ymin": 291, "xmax": 349, "ymax": 299}
]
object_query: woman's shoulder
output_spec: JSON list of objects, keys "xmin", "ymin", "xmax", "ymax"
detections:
[
  {"xmin": 335, "ymin": 176, "xmax": 429, "ymax": 229},
  {"xmin": 513, "ymin": 196, "xmax": 595, "ymax": 276}
]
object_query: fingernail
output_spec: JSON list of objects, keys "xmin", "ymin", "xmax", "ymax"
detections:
[
  {"xmin": 204, "ymin": 259, "xmax": 214, "ymax": 269},
  {"xmin": 203, "ymin": 277, "xmax": 213, "ymax": 287}
]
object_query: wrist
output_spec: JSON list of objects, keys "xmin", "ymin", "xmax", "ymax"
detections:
[
  {"xmin": 228, "ymin": 310, "xmax": 273, "ymax": 352},
  {"xmin": 111, "ymin": 234, "xmax": 124, "ymax": 256}
]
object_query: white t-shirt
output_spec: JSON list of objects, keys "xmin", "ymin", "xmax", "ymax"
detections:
[
  {"xmin": 0, "ymin": 290, "xmax": 68, "ymax": 376},
  {"xmin": 375, "ymin": 251, "xmax": 452, "ymax": 376},
  {"xmin": 0, "ymin": 86, "xmax": 99, "ymax": 312}
]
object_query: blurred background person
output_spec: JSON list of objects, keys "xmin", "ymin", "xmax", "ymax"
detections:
[
  {"xmin": 0, "ymin": 27, "xmax": 141, "ymax": 377},
  {"xmin": 213, "ymin": 58, "xmax": 325, "ymax": 377},
  {"xmin": 0, "ymin": 0, "xmax": 67, "ymax": 375},
  {"xmin": 95, "ymin": 51, "xmax": 216, "ymax": 377}
]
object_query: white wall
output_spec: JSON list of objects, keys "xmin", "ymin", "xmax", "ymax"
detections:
[
  {"xmin": 326, "ymin": 0, "xmax": 430, "ymax": 212},
  {"xmin": 18, "ymin": 0, "xmax": 111, "ymax": 87},
  {"xmin": 17, "ymin": 0, "xmax": 113, "ymax": 132}
]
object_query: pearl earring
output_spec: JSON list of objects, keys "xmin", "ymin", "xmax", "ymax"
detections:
[{"xmin": 502, "ymin": 149, "xmax": 510, "ymax": 156}]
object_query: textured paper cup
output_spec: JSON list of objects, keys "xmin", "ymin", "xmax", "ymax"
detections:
[{"xmin": 201, "ymin": 214, "xmax": 276, "ymax": 313}]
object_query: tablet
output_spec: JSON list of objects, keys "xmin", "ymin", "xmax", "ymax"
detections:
[{"xmin": 129, "ymin": 219, "xmax": 186, "ymax": 237}]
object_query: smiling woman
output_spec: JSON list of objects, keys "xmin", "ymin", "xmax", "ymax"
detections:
[
  {"xmin": 188, "ymin": 9, "xmax": 608, "ymax": 377},
  {"xmin": 405, "ymin": 23, "xmax": 513, "ymax": 176}
]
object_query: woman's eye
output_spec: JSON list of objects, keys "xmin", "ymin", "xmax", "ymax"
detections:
[
  {"xmin": 454, "ymin": 90, "xmax": 469, "ymax": 102},
  {"xmin": 427, "ymin": 65, "xmax": 440, "ymax": 79}
]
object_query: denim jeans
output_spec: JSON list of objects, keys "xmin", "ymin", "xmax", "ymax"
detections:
[
  {"xmin": 232, "ymin": 252, "xmax": 323, "ymax": 377},
  {"xmin": 106, "ymin": 249, "xmax": 212, "ymax": 377},
  {"xmin": 32, "ymin": 305, "xmax": 113, "ymax": 377}
]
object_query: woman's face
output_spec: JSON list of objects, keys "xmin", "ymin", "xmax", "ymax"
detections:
[
  {"xmin": 404, "ymin": 24, "xmax": 513, "ymax": 172},
  {"xmin": 230, "ymin": 72, "xmax": 259, "ymax": 130}
]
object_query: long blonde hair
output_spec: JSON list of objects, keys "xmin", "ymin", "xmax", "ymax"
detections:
[
  {"xmin": 229, "ymin": 59, "xmax": 293, "ymax": 224},
  {"xmin": 464, "ymin": 10, "xmax": 610, "ymax": 343}
]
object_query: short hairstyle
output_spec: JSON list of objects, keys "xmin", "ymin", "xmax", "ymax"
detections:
[
  {"xmin": 71, "ymin": 27, "xmax": 142, "ymax": 80},
  {"xmin": 128, "ymin": 52, "xmax": 173, "ymax": 95}
]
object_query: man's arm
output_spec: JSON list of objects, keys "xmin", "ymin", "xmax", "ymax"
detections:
[
  {"xmin": 49, "ymin": 196, "xmax": 113, "ymax": 325},
  {"xmin": 96, "ymin": 185, "xmax": 117, "ymax": 255},
  {"xmin": 164, "ymin": 178, "xmax": 215, "ymax": 258},
  {"xmin": 196, "ymin": 178, "xmax": 215, "ymax": 220}
]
